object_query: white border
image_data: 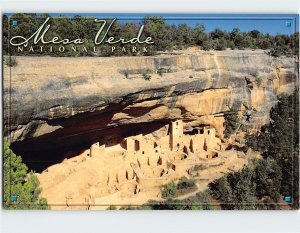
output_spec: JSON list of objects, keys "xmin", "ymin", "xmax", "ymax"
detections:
[{"xmin": 0, "ymin": 0, "xmax": 300, "ymax": 233}]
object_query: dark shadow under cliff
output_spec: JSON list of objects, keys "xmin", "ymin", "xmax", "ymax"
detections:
[{"xmin": 11, "ymin": 119, "xmax": 169, "ymax": 173}]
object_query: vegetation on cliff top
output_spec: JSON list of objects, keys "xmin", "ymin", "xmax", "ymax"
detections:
[
  {"xmin": 3, "ymin": 140, "xmax": 49, "ymax": 209},
  {"xmin": 3, "ymin": 14, "xmax": 299, "ymax": 57}
]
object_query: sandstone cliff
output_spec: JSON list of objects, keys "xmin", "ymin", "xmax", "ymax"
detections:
[{"xmin": 3, "ymin": 50, "xmax": 297, "ymax": 169}]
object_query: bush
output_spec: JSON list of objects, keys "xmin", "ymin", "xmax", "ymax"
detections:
[
  {"xmin": 142, "ymin": 73, "xmax": 151, "ymax": 81},
  {"xmin": 192, "ymin": 164, "xmax": 207, "ymax": 171},
  {"xmin": 161, "ymin": 181, "xmax": 177, "ymax": 198},
  {"xmin": 157, "ymin": 69, "xmax": 163, "ymax": 77},
  {"xmin": 202, "ymin": 40, "xmax": 213, "ymax": 50},
  {"xmin": 121, "ymin": 70, "xmax": 129, "ymax": 79},
  {"xmin": 157, "ymin": 68, "xmax": 171, "ymax": 76},
  {"xmin": 4, "ymin": 56, "xmax": 17, "ymax": 67},
  {"xmin": 214, "ymin": 38, "xmax": 227, "ymax": 51},
  {"xmin": 107, "ymin": 205, "xmax": 117, "ymax": 210},
  {"xmin": 177, "ymin": 176, "xmax": 196, "ymax": 190},
  {"xmin": 268, "ymin": 46, "xmax": 292, "ymax": 57}
]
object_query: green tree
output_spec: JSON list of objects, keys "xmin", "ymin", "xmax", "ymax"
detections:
[
  {"xmin": 245, "ymin": 89, "xmax": 299, "ymax": 209},
  {"xmin": 193, "ymin": 24, "xmax": 208, "ymax": 46},
  {"xmin": 161, "ymin": 181, "xmax": 177, "ymax": 198},
  {"xmin": 213, "ymin": 38, "xmax": 227, "ymax": 50},
  {"xmin": 249, "ymin": 29, "xmax": 261, "ymax": 39},
  {"xmin": 3, "ymin": 140, "xmax": 49, "ymax": 209},
  {"xmin": 253, "ymin": 158, "xmax": 282, "ymax": 202},
  {"xmin": 210, "ymin": 28, "xmax": 225, "ymax": 40},
  {"xmin": 223, "ymin": 110, "xmax": 240, "ymax": 138},
  {"xmin": 202, "ymin": 40, "xmax": 213, "ymax": 50},
  {"xmin": 143, "ymin": 17, "xmax": 172, "ymax": 51},
  {"xmin": 209, "ymin": 176, "xmax": 235, "ymax": 209},
  {"xmin": 228, "ymin": 165, "xmax": 258, "ymax": 210},
  {"xmin": 230, "ymin": 28, "xmax": 243, "ymax": 48}
]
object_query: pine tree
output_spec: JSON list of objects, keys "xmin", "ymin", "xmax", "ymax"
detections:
[{"xmin": 3, "ymin": 140, "xmax": 49, "ymax": 209}]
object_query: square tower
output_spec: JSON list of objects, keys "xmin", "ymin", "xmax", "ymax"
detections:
[{"xmin": 169, "ymin": 120, "xmax": 183, "ymax": 151}]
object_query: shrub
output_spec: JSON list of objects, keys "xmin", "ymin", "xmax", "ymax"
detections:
[
  {"xmin": 214, "ymin": 38, "xmax": 227, "ymax": 51},
  {"xmin": 157, "ymin": 68, "xmax": 164, "ymax": 76},
  {"xmin": 107, "ymin": 205, "xmax": 117, "ymax": 210},
  {"xmin": 157, "ymin": 68, "xmax": 171, "ymax": 76},
  {"xmin": 121, "ymin": 70, "xmax": 129, "ymax": 79},
  {"xmin": 192, "ymin": 164, "xmax": 207, "ymax": 171},
  {"xmin": 268, "ymin": 46, "xmax": 288, "ymax": 57},
  {"xmin": 202, "ymin": 40, "xmax": 213, "ymax": 50},
  {"xmin": 161, "ymin": 181, "xmax": 177, "ymax": 198},
  {"xmin": 142, "ymin": 73, "xmax": 151, "ymax": 81},
  {"xmin": 177, "ymin": 176, "xmax": 196, "ymax": 190},
  {"xmin": 4, "ymin": 56, "xmax": 17, "ymax": 67}
]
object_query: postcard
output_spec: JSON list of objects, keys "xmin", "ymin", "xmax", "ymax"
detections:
[{"xmin": 2, "ymin": 13, "xmax": 299, "ymax": 210}]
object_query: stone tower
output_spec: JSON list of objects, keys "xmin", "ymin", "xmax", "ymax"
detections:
[{"xmin": 170, "ymin": 120, "xmax": 183, "ymax": 151}]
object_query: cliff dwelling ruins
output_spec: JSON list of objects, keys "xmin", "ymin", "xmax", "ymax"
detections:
[{"xmin": 38, "ymin": 120, "xmax": 251, "ymax": 210}]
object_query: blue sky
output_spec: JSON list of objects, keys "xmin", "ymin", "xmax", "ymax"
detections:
[{"xmin": 6, "ymin": 13, "xmax": 299, "ymax": 35}]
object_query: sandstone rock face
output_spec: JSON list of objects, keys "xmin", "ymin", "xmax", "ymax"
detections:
[{"xmin": 3, "ymin": 50, "xmax": 297, "ymax": 169}]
